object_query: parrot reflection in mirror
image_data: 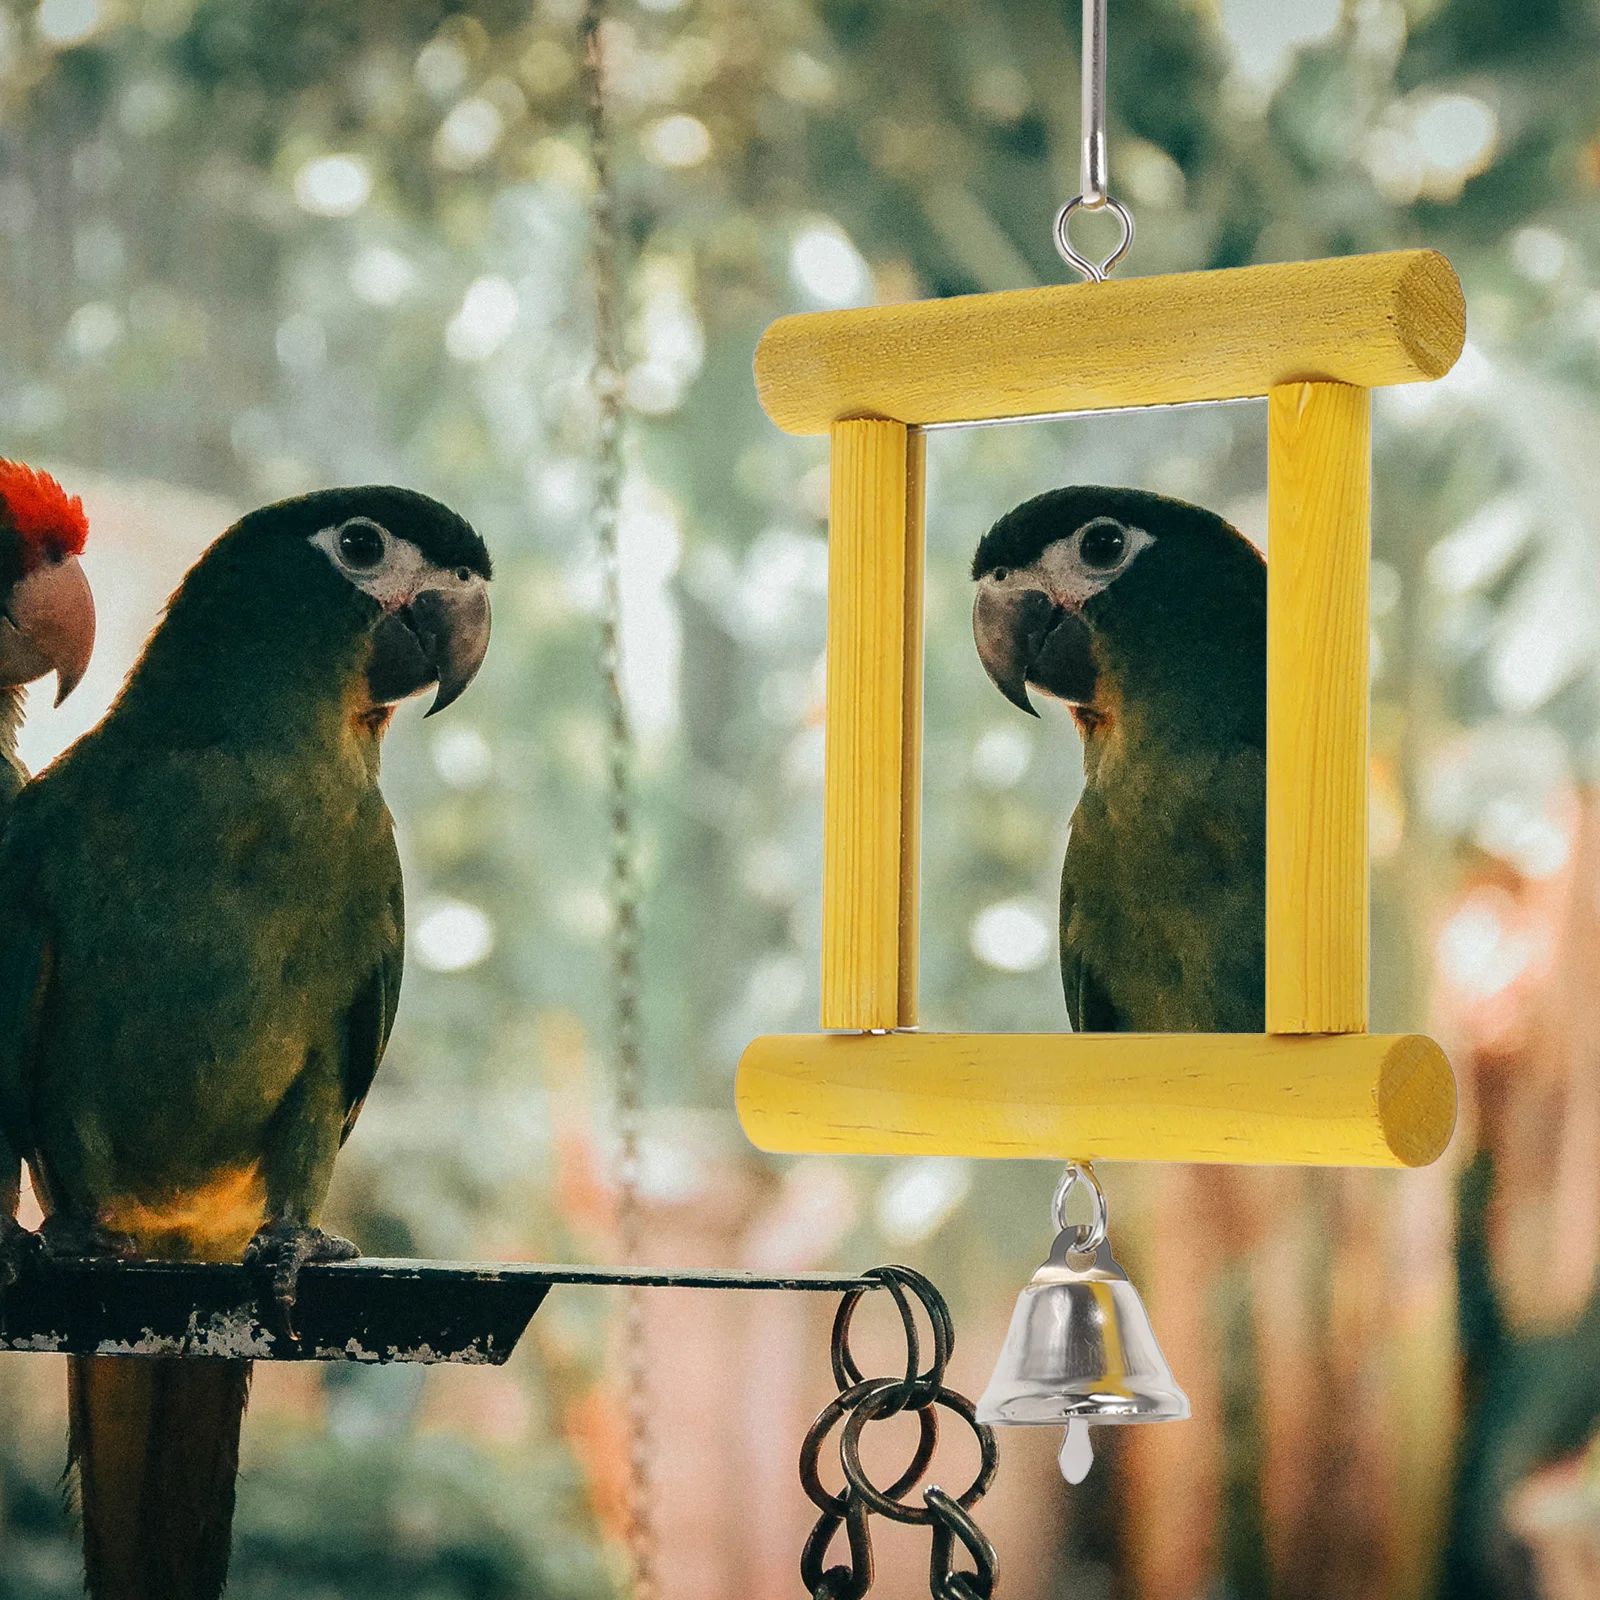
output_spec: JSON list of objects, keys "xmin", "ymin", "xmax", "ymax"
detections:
[{"xmin": 972, "ymin": 485, "xmax": 1265, "ymax": 1036}]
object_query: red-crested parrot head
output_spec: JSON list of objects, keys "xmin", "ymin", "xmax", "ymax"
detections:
[{"xmin": 0, "ymin": 460, "xmax": 95, "ymax": 706}]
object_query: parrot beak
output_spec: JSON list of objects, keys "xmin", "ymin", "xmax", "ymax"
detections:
[
  {"xmin": 367, "ymin": 579, "xmax": 492, "ymax": 715},
  {"xmin": 0, "ymin": 553, "xmax": 96, "ymax": 705},
  {"xmin": 974, "ymin": 584, "xmax": 1047, "ymax": 715},
  {"xmin": 415, "ymin": 582, "xmax": 491, "ymax": 715},
  {"xmin": 974, "ymin": 582, "xmax": 1097, "ymax": 715}
]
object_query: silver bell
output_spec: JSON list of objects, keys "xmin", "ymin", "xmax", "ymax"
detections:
[{"xmin": 976, "ymin": 1163, "xmax": 1188, "ymax": 1484}]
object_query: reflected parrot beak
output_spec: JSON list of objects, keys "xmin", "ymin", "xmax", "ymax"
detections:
[
  {"xmin": 972, "ymin": 581, "xmax": 1096, "ymax": 714},
  {"xmin": 367, "ymin": 579, "xmax": 492, "ymax": 715},
  {"xmin": 0, "ymin": 553, "xmax": 96, "ymax": 705},
  {"xmin": 974, "ymin": 583, "xmax": 1053, "ymax": 716},
  {"xmin": 416, "ymin": 582, "xmax": 492, "ymax": 715}
]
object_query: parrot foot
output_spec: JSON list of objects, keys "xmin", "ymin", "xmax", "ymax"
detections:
[
  {"xmin": 37, "ymin": 1212, "xmax": 137, "ymax": 1261},
  {"xmin": 0, "ymin": 1214, "xmax": 37, "ymax": 1292},
  {"xmin": 245, "ymin": 1220, "xmax": 358, "ymax": 1339}
]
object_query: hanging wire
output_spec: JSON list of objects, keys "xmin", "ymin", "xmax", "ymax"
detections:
[
  {"xmin": 1053, "ymin": 0, "xmax": 1133, "ymax": 283},
  {"xmin": 579, "ymin": 6, "xmax": 655, "ymax": 1597}
]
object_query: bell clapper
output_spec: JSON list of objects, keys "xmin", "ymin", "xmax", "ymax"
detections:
[{"xmin": 1059, "ymin": 1418, "xmax": 1094, "ymax": 1484}]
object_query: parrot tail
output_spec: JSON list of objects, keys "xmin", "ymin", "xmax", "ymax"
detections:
[{"xmin": 68, "ymin": 1354, "xmax": 251, "ymax": 1600}]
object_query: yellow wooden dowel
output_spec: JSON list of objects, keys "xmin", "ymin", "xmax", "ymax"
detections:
[
  {"xmin": 1267, "ymin": 382, "xmax": 1371, "ymax": 1034},
  {"xmin": 822, "ymin": 420, "xmax": 909, "ymax": 1030},
  {"xmin": 737, "ymin": 1030, "xmax": 1455, "ymax": 1168},
  {"xmin": 897, "ymin": 431, "xmax": 927, "ymax": 1028},
  {"xmin": 755, "ymin": 250, "xmax": 1463, "ymax": 434}
]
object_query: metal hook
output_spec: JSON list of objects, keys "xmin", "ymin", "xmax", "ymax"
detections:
[
  {"xmin": 802, "ymin": 1494, "xmax": 876, "ymax": 1600},
  {"xmin": 1053, "ymin": 195, "xmax": 1134, "ymax": 285},
  {"xmin": 1052, "ymin": 0, "xmax": 1134, "ymax": 282},
  {"xmin": 924, "ymin": 1486, "xmax": 997, "ymax": 1600}
]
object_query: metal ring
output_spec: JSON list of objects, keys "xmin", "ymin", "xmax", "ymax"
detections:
[
  {"xmin": 1052, "ymin": 1162, "xmax": 1108, "ymax": 1255},
  {"xmin": 1052, "ymin": 194, "xmax": 1133, "ymax": 283},
  {"xmin": 831, "ymin": 1265, "xmax": 952, "ymax": 1409},
  {"xmin": 800, "ymin": 1378, "xmax": 940, "ymax": 1518},
  {"xmin": 870, "ymin": 1265, "xmax": 954, "ymax": 1398},
  {"xmin": 839, "ymin": 1381, "xmax": 998, "ymax": 1524}
]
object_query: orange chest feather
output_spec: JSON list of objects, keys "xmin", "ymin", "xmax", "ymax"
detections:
[{"xmin": 98, "ymin": 1163, "xmax": 268, "ymax": 1264}]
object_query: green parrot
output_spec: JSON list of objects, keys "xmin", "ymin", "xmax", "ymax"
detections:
[
  {"xmin": 0, "ymin": 485, "xmax": 491, "ymax": 1600},
  {"xmin": 970, "ymin": 485, "xmax": 1265, "ymax": 1032}
]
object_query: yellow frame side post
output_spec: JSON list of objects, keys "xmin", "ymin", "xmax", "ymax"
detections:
[
  {"xmin": 821, "ymin": 419, "xmax": 913, "ymax": 1029},
  {"xmin": 898, "ymin": 431, "xmax": 927, "ymax": 1028},
  {"xmin": 1266, "ymin": 382, "xmax": 1371, "ymax": 1034}
]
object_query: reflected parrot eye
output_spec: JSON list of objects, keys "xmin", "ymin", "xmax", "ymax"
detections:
[
  {"xmin": 336, "ymin": 519, "xmax": 387, "ymax": 570},
  {"xmin": 989, "ymin": 567, "xmax": 1010, "ymax": 582},
  {"xmin": 1078, "ymin": 519, "xmax": 1126, "ymax": 570}
]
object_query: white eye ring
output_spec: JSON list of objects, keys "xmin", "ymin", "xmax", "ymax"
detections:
[{"xmin": 334, "ymin": 517, "xmax": 388, "ymax": 572}]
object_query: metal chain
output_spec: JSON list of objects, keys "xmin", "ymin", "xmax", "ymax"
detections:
[
  {"xmin": 579, "ymin": 6, "xmax": 654, "ymax": 1598},
  {"xmin": 800, "ymin": 1267, "xmax": 999, "ymax": 1600}
]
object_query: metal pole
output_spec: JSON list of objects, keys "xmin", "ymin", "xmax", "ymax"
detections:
[{"xmin": 1080, "ymin": 0, "xmax": 1108, "ymax": 206}]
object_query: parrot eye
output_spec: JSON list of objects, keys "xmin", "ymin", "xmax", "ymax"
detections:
[
  {"xmin": 1077, "ymin": 519, "xmax": 1127, "ymax": 570},
  {"xmin": 989, "ymin": 567, "xmax": 1010, "ymax": 582},
  {"xmin": 336, "ymin": 519, "xmax": 387, "ymax": 571}
]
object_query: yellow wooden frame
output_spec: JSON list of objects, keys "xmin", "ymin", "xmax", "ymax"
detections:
[{"xmin": 738, "ymin": 250, "xmax": 1466, "ymax": 1169}]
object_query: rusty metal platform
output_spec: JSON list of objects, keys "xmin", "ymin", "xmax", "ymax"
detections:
[{"xmin": 0, "ymin": 1258, "xmax": 872, "ymax": 1364}]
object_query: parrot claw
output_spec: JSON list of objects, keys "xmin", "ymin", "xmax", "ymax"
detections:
[
  {"xmin": 0, "ymin": 1215, "xmax": 38, "ymax": 1294},
  {"xmin": 244, "ymin": 1221, "xmax": 358, "ymax": 1341},
  {"xmin": 37, "ymin": 1212, "xmax": 137, "ymax": 1261}
]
